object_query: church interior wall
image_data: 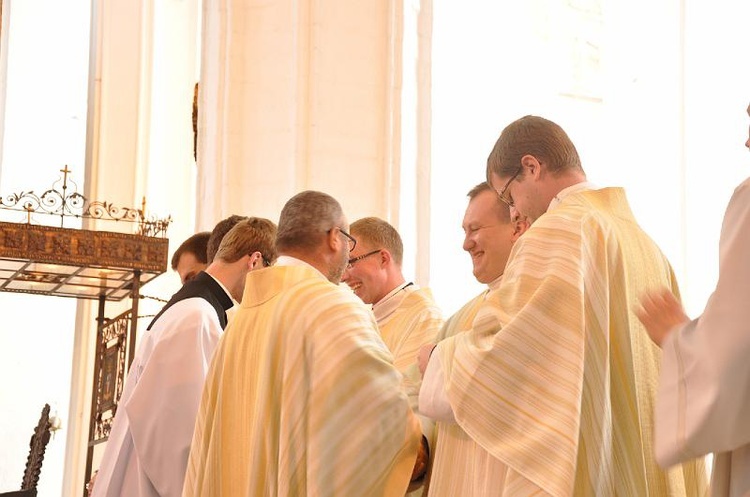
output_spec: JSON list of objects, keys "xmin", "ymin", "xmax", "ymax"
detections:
[{"xmin": 0, "ymin": 0, "xmax": 748, "ymax": 494}]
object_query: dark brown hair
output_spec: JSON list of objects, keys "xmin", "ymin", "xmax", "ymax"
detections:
[
  {"xmin": 171, "ymin": 231, "xmax": 210, "ymax": 270},
  {"xmin": 487, "ymin": 115, "xmax": 583, "ymax": 181},
  {"xmin": 207, "ymin": 215, "xmax": 249, "ymax": 262}
]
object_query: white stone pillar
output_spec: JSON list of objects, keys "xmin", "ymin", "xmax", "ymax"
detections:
[
  {"xmin": 197, "ymin": 0, "xmax": 409, "ymax": 226},
  {"xmin": 64, "ymin": 0, "xmax": 202, "ymax": 493}
]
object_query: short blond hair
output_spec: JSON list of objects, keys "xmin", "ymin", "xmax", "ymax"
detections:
[
  {"xmin": 207, "ymin": 215, "xmax": 249, "ymax": 262},
  {"xmin": 350, "ymin": 217, "xmax": 403, "ymax": 266},
  {"xmin": 214, "ymin": 217, "xmax": 278, "ymax": 265}
]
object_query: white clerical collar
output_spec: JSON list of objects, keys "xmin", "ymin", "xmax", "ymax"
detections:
[
  {"xmin": 548, "ymin": 181, "xmax": 597, "ymax": 211},
  {"xmin": 373, "ymin": 282, "xmax": 415, "ymax": 321},
  {"xmin": 274, "ymin": 255, "xmax": 326, "ymax": 278},
  {"xmin": 205, "ymin": 271, "xmax": 234, "ymax": 307}
]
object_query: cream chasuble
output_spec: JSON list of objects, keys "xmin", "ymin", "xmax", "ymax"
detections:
[
  {"xmin": 183, "ymin": 263, "xmax": 421, "ymax": 497},
  {"xmin": 656, "ymin": 177, "xmax": 750, "ymax": 497},
  {"xmin": 375, "ymin": 285, "xmax": 444, "ymax": 417},
  {"xmin": 375, "ymin": 285, "xmax": 444, "ymax": 496},
  {"xmin": 427, "ymin": 289, "xmax": 515, "ymax": 496},
  {"xmin": 375, "ymin": 285, "xmax": 444, "ymax": 374},
  {"xmin": 433, "ymin": 188, "xmax": 707, "ymax": 496}
]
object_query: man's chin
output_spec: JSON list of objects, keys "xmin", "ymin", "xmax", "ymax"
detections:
[
  {"xmin": 474, "ymin": 271, "xmax": 494, "ymax": 285},
  {"xmin": 355, "ymin": 291, "xmax": 371, "ymax": 304},
  {"xmin": 329, "ymin": 269, "xmax": 345, "ymax": 285}
]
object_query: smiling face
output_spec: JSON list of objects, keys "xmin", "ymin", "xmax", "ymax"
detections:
[
  {"xmin": 341, "ymin": 243, "xmax": 388, "ymax": 304},
  {"xmin": 462, "ymin": 189, "xmax": 519, "ymax": 284}
]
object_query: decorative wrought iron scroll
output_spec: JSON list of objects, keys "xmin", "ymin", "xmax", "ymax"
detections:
[
  {"xmin": 92, "ymin": 310, "xmax": 131, "ymax": 442},
  {"xmin": 0, "ymin": 166, "xmax": 171, "ymax": 237}
]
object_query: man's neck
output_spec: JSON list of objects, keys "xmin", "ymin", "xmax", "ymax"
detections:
[
  {"xmin": 547, "ymin": 171, "xmax": 587, "ymax": 197},
  {"xmin": 372, "ymin": 281, "xmax": 414, "ymax": 322},
  {"xmin": 374, "ymin": 274, "xmax": 406, "ymax": 305},
  {"xmin": 204, "ymin": 265, "xmax": 234, "ymax": 302},
  {"xmin": 278, "ymin": 251, "xmax": 332, "ymax": 282}
]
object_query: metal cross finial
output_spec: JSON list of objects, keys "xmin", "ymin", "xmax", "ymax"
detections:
[
  {"xmin": 58, "ymin": 166, "xmax": 73, "ymax": 226},
  {"xmin": 60, "ymin": 165, "xmax": 72, "ymax": 187}
]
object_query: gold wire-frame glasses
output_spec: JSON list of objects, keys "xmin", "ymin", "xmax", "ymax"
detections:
[
  {"xmin": 347, "ymin": 249, "xmax": 381, "ymax": 269},
  {"xmin": 495, "ymin": 165, "xmax": 523, "ymax": 207}
]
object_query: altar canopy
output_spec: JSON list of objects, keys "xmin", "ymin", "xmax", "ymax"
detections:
[{"xmin": 0, "ymin": 168, "xmax": 170, "ymax": 496}]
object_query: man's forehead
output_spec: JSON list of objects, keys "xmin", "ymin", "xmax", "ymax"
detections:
[
  {"xmin": 177, "ymin": 251, "xmax": 201, "ymax": 265},
  {"xmin": 465, "ymin": 190, "xmax": 504, "ymax": 221}
]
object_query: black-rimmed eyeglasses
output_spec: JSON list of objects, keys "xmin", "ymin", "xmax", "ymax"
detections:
[
  {"xmin": 329, "ymin": 227, "xmax": 357, "ymax": 252},
  {"xmin": 495, "ymin": 165, "xmax": 523, "ymax": 207},
  {"xmin": 347, "ymin": 249, "xmax": 381, "ymax": 269}
]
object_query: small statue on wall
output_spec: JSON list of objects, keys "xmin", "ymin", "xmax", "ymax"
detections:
[{"xmin": 192, "ymin": 82, "xmax": 199, "ymax": 162}]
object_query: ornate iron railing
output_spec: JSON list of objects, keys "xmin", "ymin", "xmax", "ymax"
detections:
[{"xmin": 0, "ymin": 166, "xmax": 171, "ymax": 237}]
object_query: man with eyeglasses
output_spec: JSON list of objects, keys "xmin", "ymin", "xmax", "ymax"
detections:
[
  {"xmin": 420, "ymin": 182, "xmax": 528, "ymax": 496},
  {"xmin": 419, "ymin": 115, "xmax": 707, "ymax": 495},
  {"xmin": 184, "ymin": 191, "xmax": 422, "ymax": 497},
  {"xmin": 341, "ymin": 216, "xmax": 444, "ymax": 494},
  {"xmin": 92, "ymin": 218, "xmax": 277, "ymax": 497}
]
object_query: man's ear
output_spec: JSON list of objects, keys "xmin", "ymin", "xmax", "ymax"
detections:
[
  {"xmin": 378, "ymin": 249, "xmax": 390, "ymax": 267},
  {"xmin": 511, "ymin": 218, "xmax": 530, "ymax": 241},
  {"xmin": 248, "ymin": 251, "xmax": 263, "ymax": 270},
  {"xmin": 520, "ymin": 154, "xmax": 542, "ymax": 179},
  {"xmin": 326, "ymin": 228, "xmax": 341, "ymax": 252}
]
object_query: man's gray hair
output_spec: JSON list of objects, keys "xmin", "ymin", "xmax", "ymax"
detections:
[{"xmin": 276, "ymin": 191, "xmax": 344, "ymax": 252}]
